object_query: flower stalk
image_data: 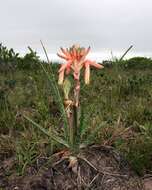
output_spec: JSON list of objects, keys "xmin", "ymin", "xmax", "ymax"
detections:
[{"xmin": 57, "ymin": 45, "xmax": 104, "ymax": 148}]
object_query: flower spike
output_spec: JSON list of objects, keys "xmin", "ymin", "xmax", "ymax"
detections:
[{"xmin": 57, "ymin": 45, "xmax": 104, "ymax": 85}]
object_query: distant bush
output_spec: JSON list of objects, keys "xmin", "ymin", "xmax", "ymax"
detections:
[
  {"xmin": 103, "ymin": 57, "xmax": 152, "ymax": 70},
  {"xmin": 0, "ymin": 43, "xmax": 43, "ymax": 72},
  {"xmin": 17, "ymin": 47, "xmax": 41, "ymax": 70},
  {"xmin": 0, "ymin": 43, "xmax": 19, "ymax": 72},
  {"xmin": 123, "ymin": 57, "xmax": 152, "ymax": 69}
]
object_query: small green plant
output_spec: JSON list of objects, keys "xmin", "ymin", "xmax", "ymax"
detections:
[
  {"xmin": 16, "ymin": 139, "xmax": 38, "ymax": 175},
  {"xmin": 124, "ymin": 134, "xmax": 152, "ymax": 175}
]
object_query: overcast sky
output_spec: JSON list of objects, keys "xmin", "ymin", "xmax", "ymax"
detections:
[{"xmin": 1, "ymin": 0, "xmax": 152, "ymax": 60}]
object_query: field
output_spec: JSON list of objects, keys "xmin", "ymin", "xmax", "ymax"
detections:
[{"xmin": 0, "ymin": 44, "xmax": 152, "ymax": 189}]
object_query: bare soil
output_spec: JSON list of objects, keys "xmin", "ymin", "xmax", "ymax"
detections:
[{"xmin": 0, "ymin": 145, "xmax": 145, "ymax": 190}]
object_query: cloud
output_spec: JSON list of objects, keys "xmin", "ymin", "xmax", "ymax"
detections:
[{"xmin": 1, "ymin": 0, "xmax": 152, "ymax": 57}]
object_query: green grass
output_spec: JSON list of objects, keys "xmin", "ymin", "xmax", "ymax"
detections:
[{"xmin": 0, "ymin": 53, "xmax": 152, "ymax": 175}]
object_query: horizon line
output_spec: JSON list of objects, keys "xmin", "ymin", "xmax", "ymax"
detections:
[{"xmin": 37, "ymin": 51, "xmax": 152, "ymax": 62}]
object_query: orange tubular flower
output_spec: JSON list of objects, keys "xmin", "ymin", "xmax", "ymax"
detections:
[
  {"xmin": 58, "ymin": 61, "xmax": 73, "ymax": 84},
  {"xmin": 57, "ymin": 45, "xmax": 104, "ymax": 85},
  {"xmin": 84, "ymin": 60, "xmax": 104, "ymax": 84}
]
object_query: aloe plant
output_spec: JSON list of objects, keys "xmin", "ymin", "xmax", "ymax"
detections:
[{"xmin": 24, "ymin": 43, "xmax": 104, "ymax": 151}]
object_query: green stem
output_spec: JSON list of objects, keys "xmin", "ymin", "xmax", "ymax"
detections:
[
  {"xmin": 73, "ymin": 80, "xmax": 80, "ymax": 146},
  {"xmin": 64, "ymin": 80, "xmax": 80, "ymax": 149}
]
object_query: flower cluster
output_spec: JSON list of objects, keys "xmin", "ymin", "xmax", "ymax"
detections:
[{"xmin": 57, "ymin": 45, "xmax": 104, "ymax": 85}]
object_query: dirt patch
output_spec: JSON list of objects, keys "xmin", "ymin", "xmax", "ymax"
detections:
[
  {"xmin": 1, "ymin": 145, "xmax": 144, "ymax": 190},
  {"xmin": 143, "ymin": 176, "xmax": 152, "ymax": 190}
]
